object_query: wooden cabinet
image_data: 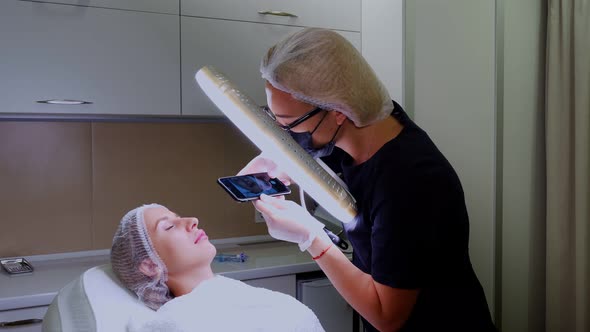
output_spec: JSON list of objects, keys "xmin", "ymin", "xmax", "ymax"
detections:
[
  {"xmin": 0, "ymin": 306, "xmax": 47, "ymax": 332},
  {"xmin": 0, "ymin": 0, "xmax": 180, "ymax": 116},
  {"xmin": 181, "ymin": 16, "xmax": 360, "ymax": 116},
  {"xmin": 17, "ymin": 0, "xmax": 178, "ymax": 14}
]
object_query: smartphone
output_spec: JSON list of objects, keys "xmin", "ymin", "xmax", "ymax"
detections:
[{"xmin": 217, "ymin": 172, "xmax": 291, "ymax": 202}]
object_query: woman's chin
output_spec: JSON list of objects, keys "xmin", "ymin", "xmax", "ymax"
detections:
[{"xmin": 205, "ymin": 245, "xmax": 217, "ymax": 263}]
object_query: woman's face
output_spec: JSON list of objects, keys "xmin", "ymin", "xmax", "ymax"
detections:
[
  {"xmin": 264, "ymin": 82, "xmax": 319, "ymax": 133},
  {"xmin": 234, "ymin": 175, "xmax": 259, "ymax": 192},
  {"xmin": 143, "ymin": 206, "xmax": 216, "ymax": 275},
  {"xmin": 264, "ymin": 82, "xmax": 342, "ymax": 147}
]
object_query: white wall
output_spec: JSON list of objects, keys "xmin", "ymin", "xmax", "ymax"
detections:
[
  {"xmin": 499, "ymin": 0, "xmax": 547, "ymax": 331},
  {"xmin": 362, "ymin": 0, "xmax": 404, "ymax": 105},
  {"xmin": 404, "ymin": 1, "xmax": 548, "ymax": 330},
  {"xmin": 405, "ymin": 0, "xmax": 497, "ymax": 315}
]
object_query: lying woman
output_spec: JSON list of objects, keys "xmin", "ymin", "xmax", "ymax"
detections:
[{"xmin": 110, "ymin": 203, "xmax": 324, "ymax": 332}]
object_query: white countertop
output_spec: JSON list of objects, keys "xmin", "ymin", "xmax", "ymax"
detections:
[{"xmin": 0, "ymin": 240, "xmax": 344, "ymax": 311}]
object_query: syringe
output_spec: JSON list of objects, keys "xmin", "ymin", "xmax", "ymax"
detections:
[{"xmin": 213, "ymin": 252, "xmax": 248, "ymax": 263}]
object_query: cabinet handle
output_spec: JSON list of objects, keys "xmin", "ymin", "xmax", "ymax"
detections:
[
  {"xmin": 0, "ymin": 318, "xmax": 43, "ymax": 327},
  {"xmin": 36, "ymin": 99, "xmax": 93, "ymax": 105},
  {"xmin": 258, "ymin": 10, "xmax": 298, "ymax": 17},
  {"xmin": 303, "ymin": 279, "xmax": 333, "ymax": 288}
]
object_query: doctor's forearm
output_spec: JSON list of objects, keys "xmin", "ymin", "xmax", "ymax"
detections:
[{"xmin": 307, "ymin": 237, "xmax": 402, "ymax": 331}]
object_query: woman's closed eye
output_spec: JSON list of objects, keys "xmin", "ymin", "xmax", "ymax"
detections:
[
  {"xmin": 162, "ymin": 220, "xmax": 175, "ymax": 231},
  {"xmin": 156, "ymin": 214, "xmax": 181, "ymax": 231}
]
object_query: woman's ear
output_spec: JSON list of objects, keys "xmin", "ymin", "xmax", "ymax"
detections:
[
  {"xmin": 334, "ymin": 111, "xmax": 348, "ymax": 125},
  {"xmin": 139, "ymin": 259, "xmax": 160, "ymax": 278}
]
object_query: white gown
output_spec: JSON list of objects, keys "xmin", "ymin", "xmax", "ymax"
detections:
[{"xmin": 127, "ymin": 275, "xmax": 325, "ymax": 332}]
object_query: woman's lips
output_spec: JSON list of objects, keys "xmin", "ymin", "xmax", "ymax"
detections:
[{"xmin": 194, "ymin": 230, "xmax": 207, "ymax": 244}]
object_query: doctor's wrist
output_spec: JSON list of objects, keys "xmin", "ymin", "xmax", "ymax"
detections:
[
  {"xmin": 307, "ymin": 234, "xmax": 332, "ymax": 258},
  {"xmin": 297, "ymin": 229, "xmax": 314, "ymax": 251}
]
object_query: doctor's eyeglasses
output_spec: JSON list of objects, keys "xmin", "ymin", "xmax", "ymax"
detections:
[{"xmin": 261, "ymin": 105, "xmax": 323, "ymax": 131}]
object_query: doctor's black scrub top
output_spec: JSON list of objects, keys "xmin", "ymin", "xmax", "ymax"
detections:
[{"xmin": 336, "ymin": 102, "xmax": 496, "ymax": 332}]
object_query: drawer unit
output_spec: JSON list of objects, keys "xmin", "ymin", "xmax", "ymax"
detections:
[
  {"xmin": 0, "ymin": 306, "xmax": 47, "ymax": 332},
  {"xmin": 181, "ymin": 16, "xmax": 360, "ymax": 116},
  {"xmin": 181, "ymin": 0, "xmax": 361, "ymax": 32},
  {"xmin": 17, "ymin": 0, "xmax": 179, "ymax": 14}
]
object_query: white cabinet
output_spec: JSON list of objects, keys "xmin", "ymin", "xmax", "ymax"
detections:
[
  {"xmin": 0, "ymin": 306, "xmax": 47, "ymax": 332},
  {"xmin": 181, "ymin": 16, "xmax": 360, "ymax": 116},
  {"xmin": 17, "ymin": 0, "xmax": 179, "ymax": 14},
  {"xmin": 181, "ymin": 0, "xmax": 361, "ymax": 32},
  {"xmin": 242, "ymin": 274, "xmax": 296, "ymax": 298},
  {"xmin": 297, "ymin": 277, "xmax": 353, "ymax": 332},
  {"xmin": 0, "ymin": 1, "xmax": 180, "ymax": 116},
  {"xmin": 0, "ymin": 1, "xmax": 402, "ymax": 119}
]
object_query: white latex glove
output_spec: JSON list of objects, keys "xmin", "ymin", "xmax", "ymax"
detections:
[
  {"xmin": 253, "ymin": 194, "xmax": 331, "ymax": 251},
  {"xmin": 238, "ymin": 152, "xmax": 292, "ymax": 186}
]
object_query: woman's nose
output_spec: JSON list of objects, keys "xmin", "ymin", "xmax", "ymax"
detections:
[{"xmin": 183, "ymin": 217, "xmax": 199, "ymax": 231}]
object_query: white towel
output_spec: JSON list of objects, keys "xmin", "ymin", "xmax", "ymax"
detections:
[{"xmin": 128, "ymin": 275, "xmax": 325, "ymax": 332}]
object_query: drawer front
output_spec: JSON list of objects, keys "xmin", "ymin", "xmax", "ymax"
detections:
[
  {"xmin": 182, "ymin": 17, "xmax": 360, "ymax": 116},
  {"xmin": 0, "ymin": 1, "xmax": 180, "ymax": 116},
  {"xmin": 243, "ymin": 274, "xmax": 296, "ymax": 297},
  {"xmin": 0, "ymin": 306, "xmax": 47, "ymax": 332},
  {"xmin": 181, "ymin": 0, "xmax": 361, "ymax": 32},
  {"xmin": 17, "ymin": 0, "xmax": 179, "ymax": 14}
]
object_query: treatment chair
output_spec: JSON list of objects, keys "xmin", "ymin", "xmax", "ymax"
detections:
[{"xmin": 42, "ymin": 264, "xmax": 152, "ymax": 332}]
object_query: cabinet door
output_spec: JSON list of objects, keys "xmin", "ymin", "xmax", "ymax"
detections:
[
  {"xmin": 299, "ymin": 278, "xmax": 353, "ymax": 332},
  {"xmin": 0, "ymin": 1, "xmax": 180, "ymax": 116},
  {"xmin": 181, "ymin": 0, "xmax": 360, "ymax": 32},
  {"xmin": 17, "ymin": 0, "xmax": 179, "ymax": 14},
  {"xmin": 0, "ymin": 306, "xmax": 47, "ymax": 332},
  {"xmin": 242, "ymin": 274, "xmax": 296, "ymax": 297},
  {"xmin": 181, "ymin": 17, "xmax": 360, "ymax": 116}
]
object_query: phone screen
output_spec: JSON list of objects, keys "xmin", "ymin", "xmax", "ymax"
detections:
[{"xmin": 218, "ymin": 173, "xmax": 291, "ymax": 201}]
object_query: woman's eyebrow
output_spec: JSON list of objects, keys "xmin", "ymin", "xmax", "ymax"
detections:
[
  {"xmin": 154, "ymin": 214, "xmax": 181, "ymax": 231},
  {"xmin": 154, "ymin": 216, "xmax": 170, "ymax": 231}
]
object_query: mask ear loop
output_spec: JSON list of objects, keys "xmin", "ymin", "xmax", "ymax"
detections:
[
  {"xmin": 328, "ymin": 124, "xmax": 342, "ymax": 142},
  {"xmin": 309, "ymin": 110, "xmax": 329, "ymax": 135}
]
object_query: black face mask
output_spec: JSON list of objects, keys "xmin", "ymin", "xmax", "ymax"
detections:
[{"xmin": 288, "ymin": 114, "xmax": 342, "ymax": 159}]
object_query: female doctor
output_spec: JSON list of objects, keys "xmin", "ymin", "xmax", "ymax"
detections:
[{"xmin": 239, "ymin": 28, "xmax": 496, "ymax": 332}]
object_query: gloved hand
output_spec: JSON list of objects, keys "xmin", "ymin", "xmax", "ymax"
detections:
[
  {"xmin": 238, "ymin": 152, "xmax": 293, "ymax": 186},
  {"xmin": 254, "ymin": 194, "xmax": 331, "ymax": 251}
]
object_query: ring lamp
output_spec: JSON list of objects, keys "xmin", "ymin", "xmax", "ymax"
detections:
[{"xmin": 195, "ymin": 66, "xmax": 357, "ymax": 223}]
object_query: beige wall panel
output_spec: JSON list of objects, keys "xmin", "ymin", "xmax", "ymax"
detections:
[
  {"xmin": 0, "ymin": 122, "xmax": 93, "ymax": 257},
  {"xmin": 91, "ymin": 122, "xmax": 267, "ymax": 249}
]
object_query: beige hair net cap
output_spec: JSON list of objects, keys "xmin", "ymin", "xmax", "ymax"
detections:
[
  {"xmin": 111, "ymin": 203, "xmax": 172, "ymax": 311},
  {"xmin": 261, "ymin": 27, "xmax": 394, "ymax": 127}
]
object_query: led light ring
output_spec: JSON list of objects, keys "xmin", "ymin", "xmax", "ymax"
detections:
[{"xmin": 196, "ymin": 66, "xmax": 357, "ymax": 223}]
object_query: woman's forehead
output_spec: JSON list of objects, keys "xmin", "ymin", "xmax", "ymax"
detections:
[{"xmin": 143, "ymin": 206, "xmax": 174, "ymax": 225}]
